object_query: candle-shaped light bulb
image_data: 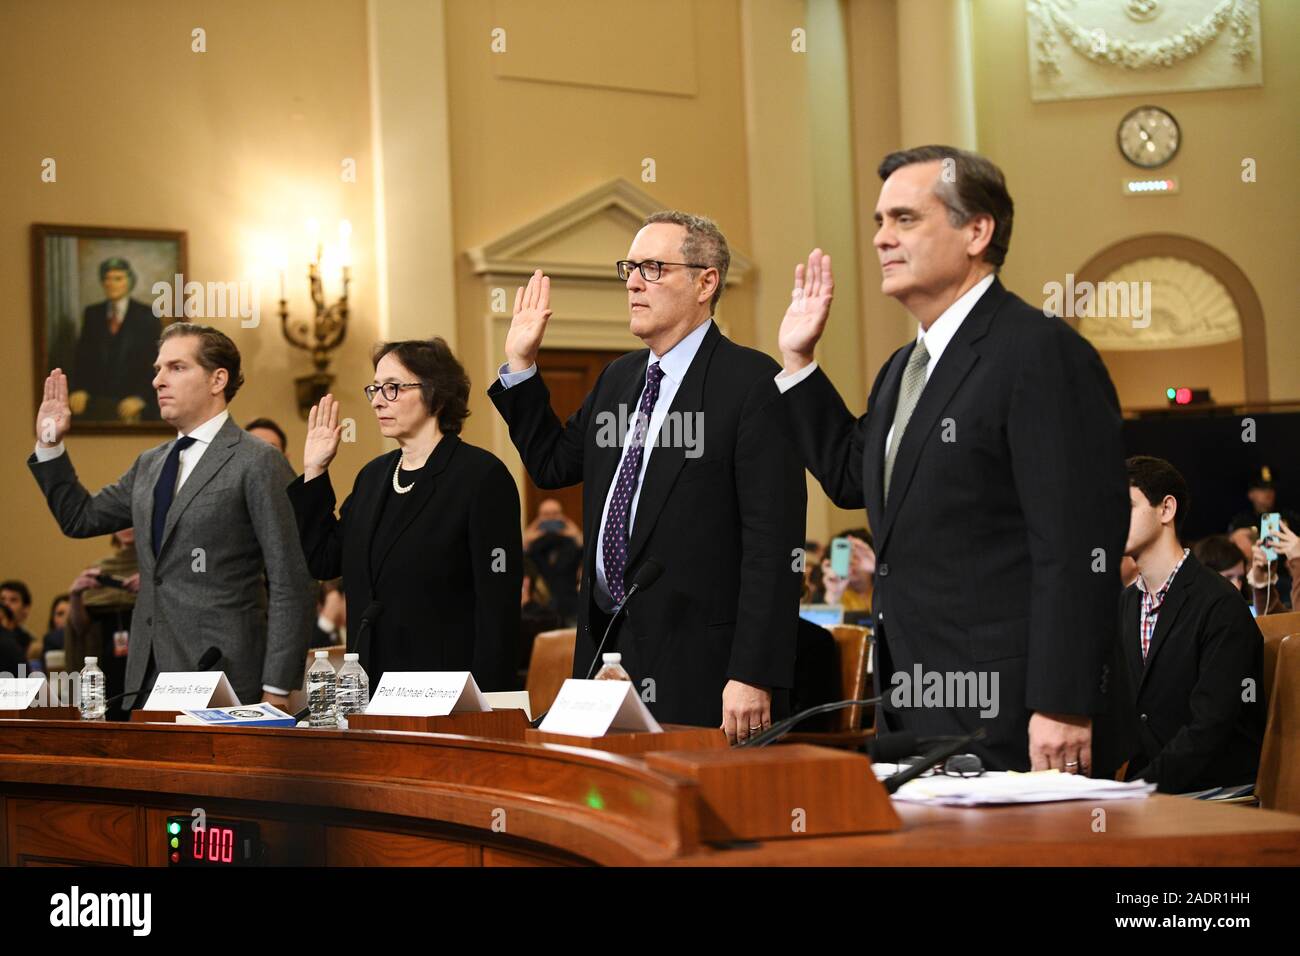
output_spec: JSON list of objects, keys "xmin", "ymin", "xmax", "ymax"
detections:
[{"xmin": 339, "ymin": 219, "xmax": 352, "ymax": 267}]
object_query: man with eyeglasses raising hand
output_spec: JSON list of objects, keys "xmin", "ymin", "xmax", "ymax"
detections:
[{"xmin": 491, "ymin": 211, "xmax": 806, "ymax": 742}]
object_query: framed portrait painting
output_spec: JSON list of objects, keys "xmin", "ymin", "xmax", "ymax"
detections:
[{"xmin": 31, "ymin": 223, "xmax": 187, "ymax": 433}]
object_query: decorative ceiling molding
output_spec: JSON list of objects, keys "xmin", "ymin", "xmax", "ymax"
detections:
[
  {"xmin": 466, "ymin": 178, "xmax": 752, "ymax": 285},
  {"xmin": 1027, "ymin": 0, "xmax": 1263, "ymax": 101}
]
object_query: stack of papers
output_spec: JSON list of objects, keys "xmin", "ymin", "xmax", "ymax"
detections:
[{"xmin": 871, "ymin": 765, "xmax": 1156, "ymax": 806}]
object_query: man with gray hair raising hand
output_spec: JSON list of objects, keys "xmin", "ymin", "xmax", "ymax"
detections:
[
  {"xmin": 776, "ymin": 146, "xmax": 1129, "ymax": 773},
  {"xmin": 491, "ymin": 211, "xmax": 806, "ymax": 741}
]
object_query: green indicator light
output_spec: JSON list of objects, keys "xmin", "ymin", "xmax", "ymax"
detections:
[
  {"xmin": 585, "ymin": 787, "xmax": 605, "ymax": 810},
  {"xmin": 1166, "ymin": 387, "xmax": 1176, "ymax": 400},
  {"xmin": 168, "ymin": 822, "xmax": 181, "ymax": 835},
  {"xmin": 170, "ymin": 837, "xmax": 179, "ymax": 849}
]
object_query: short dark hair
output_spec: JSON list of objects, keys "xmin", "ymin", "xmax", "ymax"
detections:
[
  {"xmin": 244, "ymin": 417, "xmax": 287, "ymax": 452},
  {"xmin": 371, "ymin": 337, "xmax": 470, "ymax": 435},
  {"xmin": 877, "ymin": 145, "xmax": 1014, "ymax": 270},
  {"xmin": 641, "ymin": 210, "xmax": 730, "ymax": 315},
  {"xmin": 1127, "ymin": 455, "xmax": 1190, "ymax": 534},
  {"xmin": 1193, "ymin": 535, "xmax": 1246, "ymax": 574},
  {"xmin": 159, "ymin": 323, "xmax": 244, "ymax": 401},
  {"xmin": 0, "ymin": 580, "xmax": 32, "ymax": 607}
]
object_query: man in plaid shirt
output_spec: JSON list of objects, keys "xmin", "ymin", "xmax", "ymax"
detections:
[{"xmin": 1106, "ymin": 456, "xmax": 1265, "ymax": 793}]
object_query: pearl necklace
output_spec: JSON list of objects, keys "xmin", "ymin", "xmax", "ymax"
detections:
[{"xmin": 392, "ymin": 454, "xmax": 415, "ymax": 494}]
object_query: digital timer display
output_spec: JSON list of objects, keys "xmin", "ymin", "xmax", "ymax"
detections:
[{"xmin": 165, "ymin": 817, "xmax": 262, "ymax": 866}]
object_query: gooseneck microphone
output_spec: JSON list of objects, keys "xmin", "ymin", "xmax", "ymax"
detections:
[
  {"xmin": 103, "ymin": 645, "xmax": 223, "ymax": 710},
  {"xmin": 529, "ymin": 559, "xmax": 664, "ymax": 729},
  {"xmin": 583, "ymin": 559, "xmax": 664, "ymax": 680},
  {"xmin": 741, "ymin": 695, "xmax": 883, "ymax": 747}
]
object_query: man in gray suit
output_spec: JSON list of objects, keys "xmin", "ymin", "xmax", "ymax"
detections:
[{"xmin": 30, "ymin": 322, "xmax": 314, "ymax": 708}]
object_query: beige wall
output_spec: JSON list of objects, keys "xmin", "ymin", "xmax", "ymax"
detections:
[
  {"xmin": 442, "ymin": 0, "xmax": 758, "ymax": 455},
  {"xmin": 0, "ymin": 0, "xmax": 384, "ymax": 623},
  {"xmin": 972, "ymin": 0, "xmax": 1300, "ymax": 403},
  {"xmin": 1101, "ymin": 341, "xmax": 1247, "ymax": 409}
]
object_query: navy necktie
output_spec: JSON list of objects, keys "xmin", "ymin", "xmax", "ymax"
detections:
[
  {"xmin": 152, "ymin": 436, "xmax": 197, "ymax": 558},
  {"xmin": 602, "ymin": 362, "xmax": 664, "ymax": 605}
]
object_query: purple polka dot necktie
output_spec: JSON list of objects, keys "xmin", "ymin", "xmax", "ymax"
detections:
[{"xmin": 602, "ymin": 362, "xmax": 664, "ymax": 606}]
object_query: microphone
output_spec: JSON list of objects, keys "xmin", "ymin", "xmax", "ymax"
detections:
[
  {"xmin": 104, "ymin": 645, "xmax": 223, "ymax": 710},
  {"xmin": 583, "ymin": 559, "xmax": 664, "ymax": 680},
  {"xmin": 352, "ymin": 601, "xmax": 383, "ymax": 660},
  {"xmin": 882, "ymin": 728, "xmax": 986, "ymax": 794},
  {"xmin": 529, "ymin": 560, "xmax": 664, "ymax": 729},
  {"xmin": 741, "ymin": 695, "xmax": 883, "ymax": 748}
]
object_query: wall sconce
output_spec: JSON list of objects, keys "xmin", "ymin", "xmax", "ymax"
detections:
[{"xmin": 280, "ymin": 220, "xmax": 351, "ymax": 419}]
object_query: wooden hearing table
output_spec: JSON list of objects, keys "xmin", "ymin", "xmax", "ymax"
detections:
[{"xmin": 1, "ymin": 717, "xmax": 1298, "ymax": 866}]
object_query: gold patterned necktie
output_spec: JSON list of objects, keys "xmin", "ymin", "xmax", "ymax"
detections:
[{"xmin": 883, "ymin": 338, "xmax": 930, "ymax": 503}]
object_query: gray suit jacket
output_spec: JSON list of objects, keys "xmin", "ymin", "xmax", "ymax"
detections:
[{"xmin": 28, "ymin": 415, "xmax": 314, "ymax": 703}]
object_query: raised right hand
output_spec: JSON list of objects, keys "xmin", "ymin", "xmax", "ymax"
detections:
[
  {"xmin": 777, "ymin": 249, "xmax": 834, "ymax": 374},
  {"xmin": 303, "ymin": 393, "xmax": 343, "ymax": 480},
  {"xmin": 504, "ymin": 269, "xmax": 552, "ymax": 372},
  {"xmin": 36, "ymin": 369, "xmax": 73, "ymax": 447}
]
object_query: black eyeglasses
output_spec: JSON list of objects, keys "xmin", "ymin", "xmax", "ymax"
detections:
[
  {"xmin": 363, "ymin": 382, "xmax": 422, "ymax": 402},
  {"xmin": 898, "ymin": 753, "xmax": 986, "ymax": 778},
  {"xmin": 616, "ymin": 259, "xmax": 711, "ymax": 282}
]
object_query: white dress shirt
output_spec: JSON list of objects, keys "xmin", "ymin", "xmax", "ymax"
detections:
[
  {"xmin": 499, "ymin": 318, "xmax": 713, "ymax": 611},
  {"xmin": 774, "ymin": 273, "xmax": 995, "ymax": 457}
]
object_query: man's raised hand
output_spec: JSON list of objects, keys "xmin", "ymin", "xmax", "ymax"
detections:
[
  {"xmin": 36, "ymin": 369, "xmax": 73, "ymax": 447},
  {"xmin": 505, "ymin": 269, "xmax": 553, "ymax": 373},
  {"xmin": 777, "ymin": 249, "xmax": 834, "ymax": 375}
]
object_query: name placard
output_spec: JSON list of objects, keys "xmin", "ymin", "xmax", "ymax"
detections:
[
  {"xmin": 365, "ymin": 672, "xmax": 489, "ymax": 717},
  {"xmin": 538, "ymin": 679, "xmax": 662, "ymax": 737},
  {"xmin": 142, "ymin": 672, "xmax": 239, "ymax": 711},
  {"xmin": 0, "ymin": 677, "xmax": 45, "ymax": 711}
]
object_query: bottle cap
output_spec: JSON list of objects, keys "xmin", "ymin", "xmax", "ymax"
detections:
[
  {"xmin": 602, "ymin": 653, "xmax": 621, "ymax": 663},
  {"xmin": 84, "ymin": 656, "xmax": 98, "ymax": 665},
  {"xmin": 344, "ymin": 653, "xmax": 358, "ymax": 661},
  {"xmin": 314, "ymin": 650, "xmax": 330, "ymax": 659}
]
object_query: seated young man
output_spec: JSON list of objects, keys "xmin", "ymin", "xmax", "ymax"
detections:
[{"xmin": 1114, "ymin": 456, "xmax": 1265, "ymax": 794}]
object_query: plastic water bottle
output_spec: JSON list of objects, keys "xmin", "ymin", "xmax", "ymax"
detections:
[
  {"xmin": 336, "ymin": 653, "xmax": 369, "ymax": 725},
  {"xmin": 593, "ymin": 652, "xmax": 631, "ymax": 681},
  {"xmin": 306, "ymin": 651, "xmax": 338, "ymax": 728},
  {"xmin": 79, "ymin": 656, "xmax": 106, "ymax": 721}
]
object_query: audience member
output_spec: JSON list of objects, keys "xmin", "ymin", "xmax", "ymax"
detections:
[
  {"xmin": 1110, "ymin": 456, "xmax": 1264, "ymax": 793},
  {"xmin": 0, "ymin": 580, "xmax": 35, "ymax": 658}
]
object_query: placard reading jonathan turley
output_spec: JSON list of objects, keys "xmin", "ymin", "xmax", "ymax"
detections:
[
  {"xmin": 538, "ymin": 679, "xmax": 663, "ymax": 737},
  {"xmin": 142, "ymin": 672, "xmax": 239, "ymax": 711},
  {"xmin": 366, "ymin": 672, "xmax": 490, "ymax": 717}
]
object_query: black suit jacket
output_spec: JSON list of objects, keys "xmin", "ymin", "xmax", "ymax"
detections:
[
  {"xmin": 780, "ymin": 278, "xmax": 1129, "ymax": 770},
  {"xmin": 287, "ymin": 435, "xmax": 522, "ymax": 692},
  {"xmin": 488, "ymin": 321, "xmax": 807, "ymax": 727},
  {"xmin": 72, "ymin": 298, "xmax": 162, "ymax": 420},
  {"xmin": 1111, "ymin": 553, "xmax": 1265, "ymax": 793}
]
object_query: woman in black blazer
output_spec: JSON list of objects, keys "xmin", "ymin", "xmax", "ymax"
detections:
[{"xmin": 288, "ymin": 337, "xmax": 522, "ymax": 691}]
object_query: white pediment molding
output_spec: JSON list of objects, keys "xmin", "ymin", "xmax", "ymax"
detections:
[{"xmin": 466, "ymin": 178, "xmax": 752, "ymax": 285}]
